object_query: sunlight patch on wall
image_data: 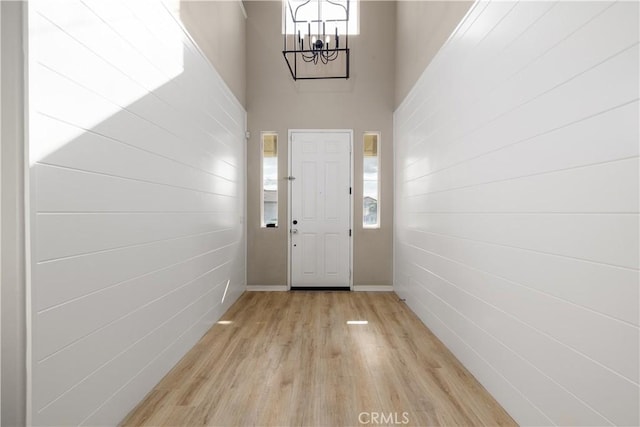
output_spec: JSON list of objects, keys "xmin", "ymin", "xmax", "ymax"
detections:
[{"xmin": 28, "ymin": 0, "xmax": 184, "ymax": 165}]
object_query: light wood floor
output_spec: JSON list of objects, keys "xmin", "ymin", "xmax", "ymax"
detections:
[{"xmin": 122, "ymin": 291, "xmax": 516, "ymax": 426}]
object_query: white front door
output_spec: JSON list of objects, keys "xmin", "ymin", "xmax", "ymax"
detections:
[{"xmin": 289, "ymin": 130, "xmax": 352, "ymax": 288}]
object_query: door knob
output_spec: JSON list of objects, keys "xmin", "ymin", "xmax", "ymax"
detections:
[{"xmin": 291, "ymin": 229, "xmax": 299, "ymax": 234}]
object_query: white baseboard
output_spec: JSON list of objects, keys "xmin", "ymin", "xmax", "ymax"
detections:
[
  {"xmin": 352, "ymin": 285, "xmax": 394, "ymax": 292},
  {"xmin": 246, "ymin": 285, "xmax": 288, "ymax": 291}
]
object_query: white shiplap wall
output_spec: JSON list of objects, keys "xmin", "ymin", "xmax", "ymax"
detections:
[
  {"xmin": 394, "ymin": 1, "xmax": 639, "ymax": 425},
  {"xmin": 27, "ymin": 1, "xmax": 246, "ymax": 425}
]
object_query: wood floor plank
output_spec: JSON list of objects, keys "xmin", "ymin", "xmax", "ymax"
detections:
[{"xmin": 121, "ymin": 291, "xmax": 517, "ymax": 427}]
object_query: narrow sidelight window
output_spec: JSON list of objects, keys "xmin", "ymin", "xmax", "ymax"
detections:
[
  {"xmin": 261, "ymin": 132, "xmax": 278, "ymax": 227},
  {"xmin": 363, "ymin": 132, "xmax": 380, "ymax": 228}
]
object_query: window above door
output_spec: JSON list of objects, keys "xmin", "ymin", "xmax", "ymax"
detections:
[{"xmin": 282, "ymin": 0, "xmax": 360, "ymax": 35}]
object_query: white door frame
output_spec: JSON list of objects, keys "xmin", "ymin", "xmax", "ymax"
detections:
[{"xmin": 287, "ymin": 129, "xmax": 353, "ymax": 290}]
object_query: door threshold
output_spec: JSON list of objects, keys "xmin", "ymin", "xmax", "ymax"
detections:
[{"xmin": 290, "ymin": 286, "xmax": 351, "ymax": 291}]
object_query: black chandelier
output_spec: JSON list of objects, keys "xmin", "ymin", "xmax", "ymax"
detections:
[{"xmin": 282, "ymin": 0, "xmax": 350, "ymax": 80}]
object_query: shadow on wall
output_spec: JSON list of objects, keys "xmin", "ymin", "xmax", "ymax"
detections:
[
  {"xmin": 178, "ymin": 0, "xmax": 247, "ymax": 106},
  {"xmin": 28, "ymin": 1, "xmax": 246, "ymax": 425}
]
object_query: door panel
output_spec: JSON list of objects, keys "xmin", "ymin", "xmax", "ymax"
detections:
[{"xmin": 290, "ymin": 131, "xmax": 351, "ymax": 287}]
